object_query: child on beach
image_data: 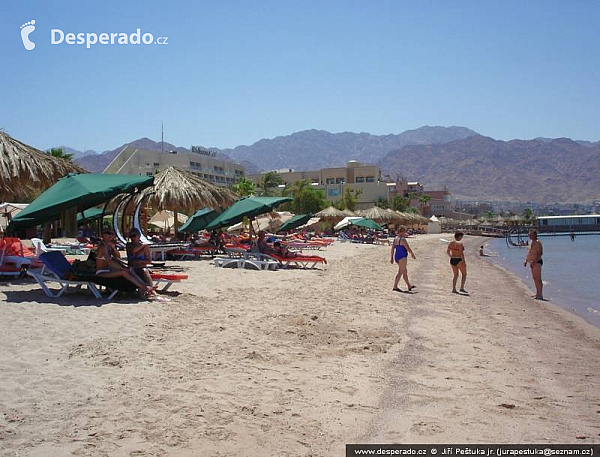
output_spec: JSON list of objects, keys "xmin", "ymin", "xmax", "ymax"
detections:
[{"xmin": 447, "ymin": 231, "xmax": 467, "ymax": 294}]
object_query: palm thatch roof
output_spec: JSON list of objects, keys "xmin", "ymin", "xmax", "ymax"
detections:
[
  {"xmin": 340, "ymin": 208, "xmax": 356, "ymax": 217},
  {"xmin": 315, "ymin": 206, "xmax": 345, "ymax": 218},
  {"xmin": 142, "ymin": 166, "xmax": 236, "ymax": 213},
  {"xmin": 0, "ymin": 131, "xmax": 87, "ymax": 201},
  {"xmin": 363, "ymin": 206, "xmax": 393, "ymax": 221}
]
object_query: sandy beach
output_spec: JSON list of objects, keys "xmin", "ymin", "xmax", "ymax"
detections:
[{"xmin": 1, "ymin": 234, "xmax": 599, "ymax": 457}]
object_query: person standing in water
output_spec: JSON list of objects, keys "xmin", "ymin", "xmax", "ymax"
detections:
[
  {"xmin": 524, "ymin": 229, "xmax": 544, "ymax": 300},
  {"xmin": 447, "ymin": 231, "xmax": 467, "ymax": 294},
  {"xmin": 390, "ymin": 226, "xmax": 416, "ymax": 292}
]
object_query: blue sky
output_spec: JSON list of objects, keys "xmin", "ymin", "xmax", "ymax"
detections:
[{"xmin": 1, "ymin": 0, "xmax": 599, "ymax": 152}]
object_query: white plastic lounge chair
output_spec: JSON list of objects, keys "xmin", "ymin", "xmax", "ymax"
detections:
[{"xmin": 31, "ymin": 238, "xmax": 69, "ymax": 257}]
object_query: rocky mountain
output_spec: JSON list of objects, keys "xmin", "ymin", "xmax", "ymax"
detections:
[
  {"xmin": 73, "ymin": 126, "xmax": 477, "ymax": 173},
  {"xmin": 221, "ymin": 126, "xmax": 478, "ymax": 172},
  {"xmin": 50, "ymin": 146, "xmax": 98, "ymax": 160},
  {"xmin": 379, "ymin": 135, "xmax": 600, "ymax": 203}
]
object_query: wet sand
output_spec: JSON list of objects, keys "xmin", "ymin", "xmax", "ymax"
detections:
[{"xmin": 0, "ymin": 234, "xmax": 598, "ymax": 456}]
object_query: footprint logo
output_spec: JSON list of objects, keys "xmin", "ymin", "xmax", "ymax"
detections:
[{"xmin": 20, "ymin": 20, "xmax": 36, "ymax": 50}]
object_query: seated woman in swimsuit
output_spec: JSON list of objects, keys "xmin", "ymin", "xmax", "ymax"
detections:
[
  {"xmin": 95, "ymin": 229, "xmax": 155, "ymax": 297},
  {"xmin": 126, "ymin": 228, "xmax": 155, "ymax": 291},
  {"xmin": 447, "ymin": 231, "xmax": 467, "ymax": 294}
]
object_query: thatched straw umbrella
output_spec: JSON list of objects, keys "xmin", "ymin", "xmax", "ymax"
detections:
[
  {"xmin": 353, "ymin": 209, "xmax": 366, "ymax": 217},
  {"xmin": 315, "ymin": 206, "xmax": 345, "ymax": 231},
  {"xmin": 0, "ymin": 131, "xmax": 87, "ymax": 201},
  {"xmin": 340, "ymin": 208, "xmax": 355, "ymax": 217},
  {"xmin": 141, "ymin": 166, "xmax": 236, "ymax": 233},
  {"xmin": 363, "ymin": 206, "xmax": 393, "ymax": 222},
  {"xmin": 315, "ymin": 206, "xmax": 345, "ymax": 218}
]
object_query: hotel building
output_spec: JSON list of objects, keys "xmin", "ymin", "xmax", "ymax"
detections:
[{"xmin": 103, "ymin": 147, "xmax": 245, "ymax": 187}]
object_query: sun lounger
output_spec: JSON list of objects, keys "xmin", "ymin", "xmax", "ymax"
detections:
[
  {"xmin": 260, "ymin": 252, "xmax": 327, "ymax": 269},
  {"xmin": 149, "ymin": 273, "xmax": 188, "ymax": 291},
  {"xmin": 29, "ymin": 251, "xmax": 136, "ymax": 299},
  {"xmin": 1, "ymin": 237, "xmax": 43, "ymax": 269},
  {"xmin": 0, "ymin": 264, "xmax": 23, "ymax": 277},
  {"xmin": 213, "ymin": 253, "xmax": 278, "ymax": 270}
]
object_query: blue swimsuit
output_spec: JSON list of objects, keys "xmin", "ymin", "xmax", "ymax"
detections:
[{"xmin": 394, "ymin": 237, "xmax": 408, "ymax": 262}]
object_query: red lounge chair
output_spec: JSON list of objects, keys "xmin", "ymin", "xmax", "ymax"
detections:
[
  {"xmin": 150, "ymin": 273, "xmax": 188, "ymax": 291},
  {"xmin": 0, "ymin": 264, "xmax": 22, "ymax": 277},
  {"xmin": 267, "ymin": 252, "xmax": 327, "ymax": 269}
]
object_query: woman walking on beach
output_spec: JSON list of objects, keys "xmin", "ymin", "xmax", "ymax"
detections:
[
  {"xmin": 447, "ymin": 231, "xmax": 467, "ymax": 294},
  {"xmin": 390, "ymin": 226, "xmax": 416, "ymax": 292}
]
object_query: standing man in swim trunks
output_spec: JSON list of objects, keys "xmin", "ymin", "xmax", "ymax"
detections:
[
  {"xmin": 447, "ymin": 231, "xmax": 467, "ymax": 294},
  {"xmin": 524, "ymin": 229, "xmax": 543, "ymax": 300},
  {"xmin": 390, "ymin": 226, "xmax": 416, "ymax": 292}
]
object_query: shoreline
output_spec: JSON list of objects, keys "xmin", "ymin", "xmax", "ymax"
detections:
[{"xmin": 1, "ymin": 235, "xmax": 598, "ymax": 456}]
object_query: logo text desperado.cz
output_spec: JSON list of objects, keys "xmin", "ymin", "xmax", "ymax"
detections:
[{"xmin": 51, "ymin": 29, "xmax": 167, "ymax": 48}]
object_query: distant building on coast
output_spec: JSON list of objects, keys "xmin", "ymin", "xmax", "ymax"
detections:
[
  {"xmin": 537, "ymin": 214, "xmax": 600, "ymax": 233},
  {"xmin": 103, "ymin": 147, "xmax": 245, "ymax": 187},
  {"xmin": 249, "ymin": 160, "xmax": 456, "ymax": 214}
]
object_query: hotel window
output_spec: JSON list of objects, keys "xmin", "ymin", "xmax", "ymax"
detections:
[
  {"xmin": 327, "ymin": 188, "xmax": 340, "ymax": 197},
  {"xmin": 146, "ymin": 172, "xmax": 153, "ymax": 176},
  {"xmin": 326, "ymin": 178, "xmax": 335, "ymax": 185},
  {"xmin": 365, "ymin": 176, "xmax": 375, "ymax": 183},
  {"xmin": 153, "ymin": 162, "xmax": 159, "ymax": 167},
  {"xmin": 335, "ymin": 178, "xmax": 345, "ymax": 184},
  {"xmin": 356, "ymin": 177, "xmax": 365, "ymax": 183}
]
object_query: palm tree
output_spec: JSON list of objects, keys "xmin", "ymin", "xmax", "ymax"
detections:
[
  {"xmin": 47, "ymin": 147, "xmax": 74, "ymax": 161},
  {"xmin": 523, "ymin": 208, "xmax": 535, "ymax": 225},
  {"xmin": 260, "ymin": 171, "xmax": 283, "ymax": 196},
  {"xmin": 419, "ymin": 194, "xmax": 431, "ymax": 215},
  {"xmin": 231, "ymin": 177, "xmax": 255, "ymax": 197},
  {"xmin": 283, "ymin": 179, "xmax": 312, "ymax": 212}
]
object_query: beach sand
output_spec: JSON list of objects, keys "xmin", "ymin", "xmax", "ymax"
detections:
[{"xmin": 1, "ymin": 234, "xmax": 598, "ymax": 456}]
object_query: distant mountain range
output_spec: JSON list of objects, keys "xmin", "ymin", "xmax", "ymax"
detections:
[
  {"xmin": 62, "ymin": 126, "xmax": 600, "ymax": 203},
  {"xmin": 379, "ymin": 135, "xmax": 600, "ymax": 203}
]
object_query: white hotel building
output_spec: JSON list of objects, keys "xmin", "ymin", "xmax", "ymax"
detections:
[{"xmin": 103, "ymin": 147, "xmax": 245, "ymax": 186}]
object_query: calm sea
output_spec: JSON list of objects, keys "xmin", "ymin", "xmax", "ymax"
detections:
[{"xmin": 486, "ymin": 234, "xmax": 600, "ymax": 328}]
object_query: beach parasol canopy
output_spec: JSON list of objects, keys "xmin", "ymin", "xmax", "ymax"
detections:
[
  {"xmin": 76, "ymin": 207, "xmax": 105, "ymax": 223},
  {"xmin": 277, "ymin": 214, "xmax": 312, "ymax": 233},
  {"xmin": 0, "ymin": 131, "xmax": 87, "ymax": 201},
  {"xmin": 9, "ymin": 173, "xmax": 154, "ymax": 229},
  {"xmin": 349, "ymin": 217, "xmax": 383, "ymax": 230},
  {"xmin": 315, "ymin": 206, "xmax": 345, "ymax": 219},
  {"xmin": 205, "ymin": 196, "xmax": 292, "ymax": 230},
  {"xmin": 363, "ymin": 206, "xmax": 393, "ymax": 221},
  {"xmin": 142, "ymin": 166, "xmax": 236, "ymax": 213},
  {"xmin": 340, "ymin": 208, "xmax": 356, "ymax": 217},
  {"xmin": 148, "ymin": 210, "xmax": 189, "ymax": 230},
  {"xmin": 179, "ymin": 208, "xmax": 218, "ymax": 233},
  {"xmin": 0, "ymin": 203, "xmax": 28, "ymax": 232}
]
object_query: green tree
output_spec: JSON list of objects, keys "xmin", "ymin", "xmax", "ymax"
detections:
[
  {"xmin": 405, "ymin": 206, "xmax": 419, "ymax": 214},
  {"xmin": 260, "ymin": 171, "xmax": 283, "ymax": 196},
  {"xmin": 283, "ymin": 179, "xmax": 312, "ymax": 212},
  {"xmin": 47, "ymin": 147, "xmax": 73, "ymax": 161},
  {"xmin": 419, "ymin": 194, "xmax": 431, "ymax": 214},
  {"xmin": 485, "ymin": 210, "xmax": 495, "ymax": 221},
  {"xmin": 375, "ymin": 197, "xmax": 390, "ymax": 209},
  {"xmin": 391, "ymin": 195, "xmax": 409, "ymax": 212},
  {"xmin": 340, "ymin": 188, "xmax": 362, "ymax": 211},
  {"xmin": 231, "ymin": 177, "xmax": 255, "ymax": 197},
  {"xmin": 523, "ymin": 208, "xmax": 535, "ymax": 224},
  {"xmin": 297, "ymin": 188, "xmax": 327, "ymax": 214}
]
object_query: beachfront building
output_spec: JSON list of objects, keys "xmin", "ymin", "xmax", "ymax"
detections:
[
  {"xmin": 537, "ymin": 215, "xmax": 600, "ymax": 233},
  {"xmin": 250, "ymin": 161, "xmax": 456, "ymax": 213},
  {"xmin": 103, "ymin": 147, "xmax": 245, "ymax": 187}
]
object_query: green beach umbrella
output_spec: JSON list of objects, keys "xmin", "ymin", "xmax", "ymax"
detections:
[
  {"xmin": 10, "ymin": 173, "xmax": 154, "ymax": 228},
  {"xmin": 349, "ymin": 217, "xmax": 383, "ymax": 230},
  {"xmin": 205, "ymin": 196, "xmax": 292, "ymax": 230},
  {"xmin": 277, "ymin": 214, "xmax": 312, "ymax": 233},
  {"xmin": 76, "ymin": 207, "xmax": 105, "ymax": 223},
  {"xmin": 179, "ymin": 208, "xmax": 218, "ymax": 233}
]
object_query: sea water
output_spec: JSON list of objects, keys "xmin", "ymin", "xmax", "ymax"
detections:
[{"xmin": 486, "ymin": 234, "xmax": 600, "ymax": 328}]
